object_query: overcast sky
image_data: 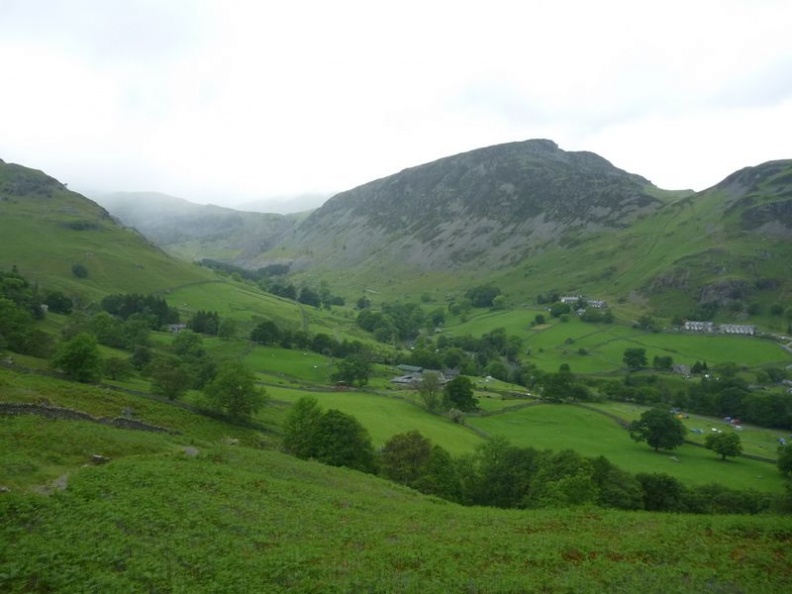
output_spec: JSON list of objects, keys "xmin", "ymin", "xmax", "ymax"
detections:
[{"xmin": 1, "ymin": 0, "xmax": 791, "ymax": 211}]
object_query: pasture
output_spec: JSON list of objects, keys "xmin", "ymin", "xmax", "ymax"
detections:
[
  {"xmin": 266, "ymin": 386, "xmax": 482, "ymax": 455},
  {"xmin": 166, "ymin": 281, "xmax": 304, "ymax": 327},
  {"xmin": 468, "ymin": 403, "xmax": 785, "ymax": 493},
  {"xmin": 447, "ymin": 311, "xmax": 791, "ymax": 373},
  {"xmin": 587, "ymin": 402, "xmax": 790, "ymax": 459}
]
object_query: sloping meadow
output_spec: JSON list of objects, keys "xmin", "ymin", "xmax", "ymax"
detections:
[{"xmin": 2, "ymin": 447, "xmax": 792, "ymax": 593}]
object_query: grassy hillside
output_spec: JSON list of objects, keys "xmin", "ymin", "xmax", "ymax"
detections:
[
  {"xmin": 445, "ymin": 309, "xmax": 792, "ymax": 373},
  {"xmin": 468, "ymin": 404, "xmax": 784, "ymax": 492},
  {"xmin": 2, "ymin": 367, "xmax": 791, "ymax": 593},
  {"xmin": 0, "ymin": 160, "xmax": 213, "ymax": 300},
  {"xmin": 92, "ymin": 191, "xmax": 299, "ymax": 265},
  {"xmin": 282, "ymin": 160, "xmax": 792, "ymax": 327}
]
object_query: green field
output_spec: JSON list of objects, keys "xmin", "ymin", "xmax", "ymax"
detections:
[
  {"xmin": 3, "ymin": 158, "xmax": 792, "ymax": 592},
  {"xmin": 2, "ymin": 368, "xmax": 791, "ymax": 593},
  {"xmin": 267, "ymin": 386, "xmax": 482, "ymax": 455},
  {"xmin": 468, "ymin": 404, "xmax": 785, "ymax": 492},
  {"xmin": 2, "ymin": 343, "xmax": 792, "ymax": 592},
  {"xmin": 166, "ymin": 281, "xmax": 305, "ymax": 326},
  {"xmin": 448, "ymin": 312, "xmax": 792, "ymax": 373}
]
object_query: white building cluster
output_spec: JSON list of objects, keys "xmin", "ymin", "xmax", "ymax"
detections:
[{"xmin": 684, "ymin": 321, "xmax": 755, "ymax": 336}]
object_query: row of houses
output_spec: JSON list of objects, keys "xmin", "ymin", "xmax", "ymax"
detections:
[
  {"xmin": 683, "ymin": 321, "xmax": 756, "ymax": 336},
  {"xmin": 559, "ymin": 296, "xmax": 608, "ymax": 309}
]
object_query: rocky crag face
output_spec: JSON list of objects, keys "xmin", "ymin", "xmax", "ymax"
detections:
[{"xmin": 284, "ymin": 139, "xmax": 665, "ymax": 271}]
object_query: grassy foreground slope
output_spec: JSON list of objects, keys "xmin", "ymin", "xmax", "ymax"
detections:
[
  {"xmin": 1, "ymin": 368, "xmax": 792, "ymax": 593},
  {"xmin": 5, "ymin": 450, "xmax": 792, "ymax": 594}
]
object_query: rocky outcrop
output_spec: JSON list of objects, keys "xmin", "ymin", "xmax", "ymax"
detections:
[{"xmin": 281, "ymin": 139, "xmax": 664, "ymax": 271}]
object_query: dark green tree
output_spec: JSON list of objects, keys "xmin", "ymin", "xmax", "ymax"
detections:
[
  {"xmin": 103, "ymin": 357, "xmax": 134, "ymax": 381},
  {"xmin": 204, "ymin": 362, "xmax": 267, "ymax": 422},
  {"xmin": 190, "ymin": 310, "xmax": 220, "ymax": 335},
  {"xmin": 51, "ymin": 332, "xmax": 103, "ymax": 382},
  {"xmin": 217, "ymin": 318, "xmax": 238, "ymax": 340},
  {"xmin": 130, "ymin": 345, "xmax": 152, "ymax": 370},
  {"xmin": 172, "ymin": 330, "xmax": 204, "ymax": 359},
  {"xmin": 380, "ymin": 430, "xmax": 433, "ymax": 486},
  {"xmin": 418, "ymin": 371, "xmax": 444, "ymax": 411},
  {"xmin": 88, "ymin": 311, "xmax": 124, "ymax": 348},
  {"xmin": 704, "ymin": 431, "xmax": 743, "ymax": 461},
  {"xmin": 44, "ymin": 291, "xmax": 73, "ymax": 314},
  {"xmin": 331, "ymin": 354, "xmax": 371, "ymax": 387},
  {"xmin": 149, "ymin": 357, "xmax": 190, "ymax": 400},
  {"xmin": 312, "ymin": 409, "xmax": 377, "ymax": 473},
  {"xmin": 542, "ymin": 369, "xmax": 574, "ymax": 402},
  {"xmin": 0, "ymin": 297, "xmax": 33, "ymax": 353},
  {"xmin": 778, "ymin": 444, "xmax": 792, "ymax": 477},
  {"xmin": 628, "ymin": 407, "xmax": 687, "ymax": 452},
  {"xmin": 413, "ymin": 445, "xmax": 459, "ymax": 501},
  {"xmin": 71, "ymin": 263, "xmax": 89, "ymax": 278},
  {"xmin": 464, "ymin": 285, "xmax": 502, "ymax": 308},
  {"xmin": 591, "ymin": 456, "xmax": 644, "ymax": 510},
  {"xmin": 623, "ymin": 347, "xmax": 648, "ymax": 371},
  {"xmin": 466, "ymin": 437, "xmax": 540, "ymax": 509},
  {"xmin": 549, "ymin": 302, "xmax": 572, "ymax": 318},
  {"xmin": 297, "ymin": 287, "xmax": 321, "ymax": 307},
  {"xmin": 250, "ymin": 320, "xmax": 280, "ymax": 345},
  {"xmin": 444, "ymin": 375, "xmax": 477, "ymax": 411},
  {"xmin": 120, "ymin": 315, "xmax": 152, "ymax": 350},
  {"xmin": 636, "ymin": 315, "xmax": 657, "ymax": 332},
  {"xmin": 528, "ymin": 449, "xmax": 598, "ymax": 508},
  {"xmin": 653, "ymin": 355, "xmax": 674, "ymax": 370},
  {"xmin": 636, "ymin": 472, "xmax": 687, "ymax": 511},
  {"xmin": 282, "ymin": 397, "xmax": 324, "ymax": 459}
]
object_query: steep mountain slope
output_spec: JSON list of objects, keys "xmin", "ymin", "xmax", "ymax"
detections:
[
  {"xmin": 278, "ymin": 139, "xmax": 674, "ymax": 272},
  {"xmin": 630, "ymin": 159, "xmax": 792, "ymax": 315},
  {"xmin": 467, "ymin": 157, "xmax": 792, "ymax": 320},
  {"xmin": 93, "ymin": 192, "xmax": 301, "ymax": 266},
  {"xmin": 0, "ymin": 159, "xmax": 213, "ymax": 299}
]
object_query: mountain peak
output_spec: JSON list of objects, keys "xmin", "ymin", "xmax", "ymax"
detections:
[{"xmin": 286, "ymin": 139, "xmax": 662, "ymax": 271}]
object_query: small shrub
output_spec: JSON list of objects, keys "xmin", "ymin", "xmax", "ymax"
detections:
[{"xmin": 71, "ymin": 263, "xmax": 88, "ymax": 278}]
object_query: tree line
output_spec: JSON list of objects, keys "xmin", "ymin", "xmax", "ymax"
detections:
[{"xmin": 282, "ymin": 398, "xmax": 788, "ymax": 515}]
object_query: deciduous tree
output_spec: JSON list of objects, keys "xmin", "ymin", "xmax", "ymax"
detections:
[
  {"xmin": 149, "ymin": 357, "xmax": 190, "ymax": 400},
  {"xmin": 444, "ymin": 375, "xmax": 477, "ymax": 411},
  {"xmin": 704, "ymin": 431, "xmax": 743, "ymax": 460},
  {"xmin": 282, "ymin": 396, "xmax": 324, "ymax": 459},
  {"xmin": 312, "ymin": 409, "xmax": 377, "ymax": 473},
  {"xmin": 778, "ymin": 444, "xmax": 792, "ymax": 477},
  {"xmin": 380, "ymin": 430, "xmax": 433, "ymax": 486},
  {"xmin": 51, "ymin": 332, "xmax": 102, "ymax": 382},
  {"xmin": 623, "ymin": 347, "xmax": 648, "ymax": 371},
  {"xmin": 331, "ymin": 354, "xmax": 371, "ymax": 387},
  {"xmin": 204, "ymin": 362, "xmax": 267, "ymax": 422},
  {"xmin": 418, "ymin": 371, "xmax": 444, "ymax": 411},
  {"xmin": 628, "ymin": 407, "xmax": 686, "ymax": 452}
]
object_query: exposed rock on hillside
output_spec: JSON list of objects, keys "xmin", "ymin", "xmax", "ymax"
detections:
[
  {"xmin": 718, "ymin": 160, "xmax": 792, "ymax": 238},
  {"xmin": 283, "ymin": 139, "xmax": 664, "ymax": 270}
]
